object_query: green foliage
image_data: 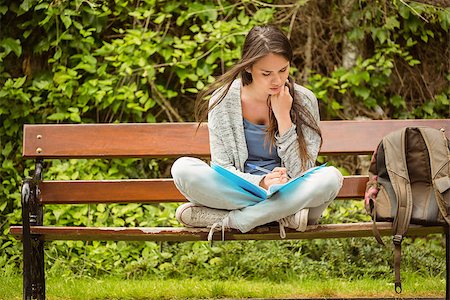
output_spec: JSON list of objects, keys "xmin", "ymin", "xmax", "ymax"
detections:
[
  {"xmin": 0, "ymin": 0, "xmax": 274, "ymax": 279},
  {"xmin": 0, "ymin": 0, "xmax": 448, "ymax": 282},
  {"xmin": 308, "ymin": 1, "xmax": 450, "ymax": 119}
]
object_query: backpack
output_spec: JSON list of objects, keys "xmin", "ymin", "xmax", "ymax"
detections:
[{"xmin": 365, "ymin": 126, "xmax": 450, "ymax": 293}]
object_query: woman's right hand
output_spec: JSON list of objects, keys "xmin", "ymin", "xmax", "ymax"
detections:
[
  {"xmin": 270, "ymin": 83, "xmax": 293, "ymax": 136},
  {"xmin": 259, "ymin": 167, "xmax": 289, "ymax": 189}
]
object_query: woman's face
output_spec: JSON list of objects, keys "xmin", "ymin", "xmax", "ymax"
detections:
[{"xmin": 249, "ymin": 53, "xmax": 290, "ymax": 95}]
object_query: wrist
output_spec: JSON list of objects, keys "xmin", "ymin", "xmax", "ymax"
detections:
[{"xmin": 277, "ymin": 115, "xmax": 293, "ymax": 136}]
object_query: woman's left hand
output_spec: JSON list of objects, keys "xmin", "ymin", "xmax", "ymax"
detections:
[{"xmin": 270, "ymin": 84, "xmax": 293, "ymax": 135}]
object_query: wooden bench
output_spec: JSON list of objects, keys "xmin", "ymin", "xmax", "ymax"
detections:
[{"xmin": 10, "ymin": 119, "xmax": 450, "ymax": 299}]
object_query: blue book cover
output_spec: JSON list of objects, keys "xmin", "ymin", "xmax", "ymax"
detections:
[{"xmin": 210, "ymin": 163, "xmax": 326, "ymax": 201}]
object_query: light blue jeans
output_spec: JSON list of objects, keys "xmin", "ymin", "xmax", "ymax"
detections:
[{"xmin": 171, "ymin": 157, "xmax": 343, "ymax": 233}]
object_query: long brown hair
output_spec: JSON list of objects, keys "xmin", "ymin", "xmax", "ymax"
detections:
[{"xmin": 195, "ymin": 25, "xmax": 322, "ymax": 171}]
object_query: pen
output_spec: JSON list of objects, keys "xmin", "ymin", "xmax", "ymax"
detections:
[
  {"xmin": 247, "ymin": 163, "xmax": 292, "ymax": 179},
  {"xmin": 246, "ymin": 163, "xmax": 272, "ymax": 174}
]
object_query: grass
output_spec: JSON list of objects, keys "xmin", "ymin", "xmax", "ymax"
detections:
[{"xmin": 0, "ymin": 274, "xmax": 445, "ymax": 299}]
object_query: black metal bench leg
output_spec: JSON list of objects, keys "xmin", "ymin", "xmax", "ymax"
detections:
[
  {"xmin": 22, "ymin": 181, "xmax": 32, "ymax": 300},
  {"xmin": 23, "ymin": 236, "xmax": 45, "ymax": 300},
  {"xmin": 30, "ymin": 236, "xmax": 45, "ymax": 300},
  {"xmin": 22, "ymin": 194, "xmax": 46, "ymax": 300},
  {"xmin": 22, "ymin": 162, "xmax": 45, "ymax": 300}
]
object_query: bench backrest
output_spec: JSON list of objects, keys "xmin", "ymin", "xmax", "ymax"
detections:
[{"xmin": 23, "ymin": 119, "xmax": 450, "ymax": 205}]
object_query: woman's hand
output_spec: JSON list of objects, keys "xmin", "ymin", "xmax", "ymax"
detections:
[
  {"xmin": 270, "ymin": 83, "xmax": 293, "ymax": 135},
  {"xmin": 259, "ymin": 167, "xmax": 289, "ymax": 189}
]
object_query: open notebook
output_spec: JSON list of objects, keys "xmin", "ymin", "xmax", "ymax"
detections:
[{"xmin": 211, "ymin": 163, "xmax": 326, "ymax": 201}]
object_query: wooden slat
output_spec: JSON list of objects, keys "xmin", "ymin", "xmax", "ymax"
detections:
[
  {"xmin": 23, "ymin": 119, "xmax": 450, "ymax": 158},
  {"xmin": 9, "ymin": 222, "xmax": 444, "ymax": 242},
  {"xmin": 40, "ymin": 179, "xmax": 184, "ymax": 204},
  {"xmin": 39, "ymin": 176, "xmax": 368, "ymax": 204},
  {"xmin": 338, "ymin": 176, "xmax": 367, "ymax": 199},
  {"xmin": 23, "ymin": 123, "xmax": 210, "ymax": 158},
  {"xmin": 321, "ymin": 119, "xmax": 449, "ymax": 155}
]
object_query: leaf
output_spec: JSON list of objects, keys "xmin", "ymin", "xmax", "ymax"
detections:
[
  {"xmin": 35, "ymin": 3, "xmax": 49, "ymax": 10},
  {"xmin": 68, "ymin": 107, "xmax": 79, "ymax": 113},
  {"xmin": 398, "ymin": 4, "xmax": 410, "ymax": 19},
  {"xmin": 360, "ymin": 71, "xmax": 370, "ymax": 83},
  {"xmin": 83, "ymin": 55, "xmax": 97, "ymax": 65},
  {"xmin": 331, "ymin": 101, "xmax": 343, "ymax": 110},
  {"xmin": 406, "ymin": 17, "xmax": 420, "ymax": 33},
  {"xmin": 0, "ymin": 38, "xmax": 22, "ymax": 57},
  {"xmin": 154, "ymin": 14, "xmax": 166, "ymax": 24},
  {"xmin": 19, "ymin": 0, "xmax": 33, "ymax": 12},
  {"xmin": 69, "ymin": 113, "xmax": 81, "ymax": 122},
  {"xmin": 146, "ymin": 114, "xmax": 156, "ymax": 123},
  {"xmin": 75, "ymin": 62, "xmax": 96, "ymax": 73},
  {"xmin": 13, "ymin": 76, "xmax": 27, "ymax": 88},
  {"xmin": 406, "ymin": 38, "xmax": 417, "ymax": 47},
  {"xmin": 190, "ymin": 24, "xmax": 200, "ymax": 32},
  {"xmin": 408, "ymin": 59, "xmax": 420, "ymax": 66},
  {"xmin": 253, "ymin": 8, "xmax": 274, "ymax": 23},
  {"xmin": 47, "ymin": 112, "xmax": 67, "ymax": 121},
  {"xmin": 0, "ymin": 240, "xmax": 11, "ymax": 249},
  {"xmin": 348, "ymin": 28, "xmax": 364, "ymax": 42},
  {"xmin": 391, "ymin": 95, "xmax": 405, "ymax": 108},
  {"xmin": 435, "ymin": 94, "xmax": 449, "ymax": 105},
  {"xmin": 0, "ymin": 5, "xmax": 8, "ymax": 15},
  {"xmin": 196, "ymin": 81, "xmax": 204, "ymax": 90},
  {"xmin": 185, "ymin": 88, "xmax": 198, "ymax": 93},
  {"xmin": 437, "ymin": 9, "xmax": 450, "ymax": 31},
  {"xmin": 186, "ymin": 73, "xmax": 198, "ymax": 81},
  {"xmin": 376, "ymin": 30, "xmax": 387, "ymax": 44},
  {"xmin": 353, "ymin": 86, "xmax": 370, "ymax": 99},
  {"xmin": 237, "ymin": 11, "xmax": 249, "ymax": 26},
  {"xmin": 53, "ymin": 209, "xmax": 65, "ymax": 222},
  {"xmin": 61, "ymin": 14, "xmax": 72, "ymax": 29},
  {"xmin": 176, "ymin": 13, "xmax": 187, "ymax": 26},
  {"xmin": 2, "ymin": 142, "xmax": 12, "ymax": 157},
  {"xmin": 422, "ymin": 102, "xmax": 434, "ymax": 115},
  {"xmin": 384, "ymin": 16, "xmax": 400, "ymax": 30}
]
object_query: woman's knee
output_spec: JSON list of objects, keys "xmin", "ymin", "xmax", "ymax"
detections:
[
  {"xmin": 171, "ymin": 157, "xmax": 200, "ymax": 182},
  {"xmin": 306, "ymin": 166, "xmax": 343, "ymax": 203},
  {"xmin": 171, "ymin": 157, "xmax": 212, "ymax": 188},
  {"xmin": 319, "ymin": 166, "xmax": 343, "ymax": 200},
  {"xmin": 328, "ymin": 166, "xmax": 343, "ymax": 188}
]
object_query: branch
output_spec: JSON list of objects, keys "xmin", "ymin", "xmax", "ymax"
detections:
[
  {"xmin": 248, "ymin": 0, "xmax": 302, "ymax": 8},
  {"xmin": 399, "ymin": 0, "xmax": 430, "ymax": 22},
  {"xmin": 148, "ymin": 80, "xmax": 184, "ymax": 122},
  {"xmin": 287, "ymin": 6, "xmax": 299, "ymax": 40}
]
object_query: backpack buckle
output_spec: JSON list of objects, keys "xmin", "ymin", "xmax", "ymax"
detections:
[{"xmin": 393, "ymin": 234, "xmax": 403, "ymax": 245}]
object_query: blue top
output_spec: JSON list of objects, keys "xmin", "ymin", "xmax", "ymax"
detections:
[{"xmin": 243, "ymin": 118, "xmax": 281, "ymax": 175}]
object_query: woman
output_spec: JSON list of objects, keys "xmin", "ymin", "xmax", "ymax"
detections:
[{"xmin": 171, "ymin": 25, "xmax": 343, "ymax": 240}]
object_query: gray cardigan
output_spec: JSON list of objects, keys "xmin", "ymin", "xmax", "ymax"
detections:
[{"xmin": 208, "ymin": 78, "xmax": 321, "ymax": 186}]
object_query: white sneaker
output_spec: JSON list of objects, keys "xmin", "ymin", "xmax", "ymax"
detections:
[
  {"xmin": 278, "ymin": 208, "xmax": 309, "ymax": 238},
  {"xmin": 176, "ymin": 203, "xmax": 230, "ymax": 228}
]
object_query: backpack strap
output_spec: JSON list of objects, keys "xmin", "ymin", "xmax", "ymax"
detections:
[
  {"xmin": 418, "ymin": 127, "xmax": 450, "ymax": 224},
  {"xmin": 366, "ymin": 143, "xmax": 386, "ymax": 246},
  {"xmin": 382, "ymin": 127, "xmax": 413, "ymax": 293},
  {"xmin": 369, "ymin": 197, "xmax": 385, "ymax": 245}
]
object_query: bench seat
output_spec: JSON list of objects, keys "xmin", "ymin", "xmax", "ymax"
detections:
[{"xmin": 9, "ymin": 222, "xmax": 445, "ymax": 242}]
